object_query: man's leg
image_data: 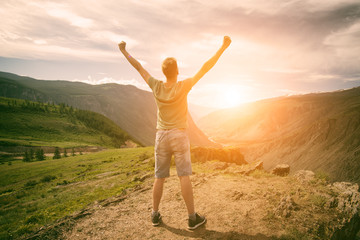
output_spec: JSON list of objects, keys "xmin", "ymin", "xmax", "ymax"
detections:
[
  {"xmin": 171, "ymin": 129, "xmax": 206, "ymax": 229},
  {"xmin": 152, "ymin": 177, "xmax": 165, "ymax": 212},
  {"xmin": 179, "ymin": 175, "xmax": 206, "ymax": 230},
  {"xmin": 179, "ymin": 176, "xmax": 195, "ymax": 214}
]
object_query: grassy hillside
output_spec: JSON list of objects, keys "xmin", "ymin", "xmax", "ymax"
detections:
[
  {"xmin": 0, "ymin": 147, "xmax": 154, "ymax": 239},
  {"xmin": 0, "ymin": 97, "xmax": 136, "ymax": 152},
  {"xmin": 7, "ymin": 155, "xmax": 360, "ymax": 240},
  {"xmin": 198, "ymin": 87, "xmax": 360, "ymax": 184},
  {"xmin": 0, "ymin": 71, "xmax": 218, "ymax": 147}
]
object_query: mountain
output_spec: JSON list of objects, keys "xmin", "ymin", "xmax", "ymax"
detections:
[
  {"xmin": 0, "ymin": 97, "xmax": 134, "ymax": 151},
  {"xmin": 198, "ymin": 87, "xmax": 360, "ymax": 184},
  {"xmin": 188, "ymin": 103, "xmax": 219, "ymax": 122},
  {"xmin": 0, "ymin": 71, "xmax": 218, "ymax": 147}
]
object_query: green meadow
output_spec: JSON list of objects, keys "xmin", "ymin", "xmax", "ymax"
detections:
[
  {"xmin": 0, "ymin": 147, "xmax": 154, "ymax": 239},
  {"xmin": 0, "ymin": 97, "xmax": 135, "ymax": 151}
]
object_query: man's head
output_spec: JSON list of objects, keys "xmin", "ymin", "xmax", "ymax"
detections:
[{"xmin": 162, "ymin": 57, "xmax": 178, "ymax": 79}]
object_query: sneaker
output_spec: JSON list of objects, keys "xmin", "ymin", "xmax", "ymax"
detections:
[
  {"xmin": 151, "ymin": 211, "xmax": 162, "ymax": 226},
  {"xmin": 188, "ymin": 213, "xmax": 206, "ymax": 230}
]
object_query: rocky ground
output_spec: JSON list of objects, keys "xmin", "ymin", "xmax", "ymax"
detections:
[{"xmin": 28, "ymin": 162, "xmax": 360, "ymax": 240}]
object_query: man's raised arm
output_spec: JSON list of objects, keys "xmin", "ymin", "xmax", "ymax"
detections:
[
  {"xmin": 118, "ymin": 41, "xmax": 151, "ymax": 84},
  {"xmin": 191, "ymin": 36, "xmax": 231, "ymax": 86}
]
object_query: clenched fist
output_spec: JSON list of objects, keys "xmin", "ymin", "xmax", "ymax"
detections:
[
  {"xmin": 222, "ymin": 36, "xmax": 231, "ymax": 49},
  {"xmin": 118, "ymin": 41, "xmax": 126, "ymax": 51}
]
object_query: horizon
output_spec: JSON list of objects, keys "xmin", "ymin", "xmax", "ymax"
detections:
[
  {"xmin": 2, "ymin": 70, "xmax": 359, "ymax": 111},
  {"xmin": 1, "ymin": 0, "xmax": 360, "ymax": 108}
]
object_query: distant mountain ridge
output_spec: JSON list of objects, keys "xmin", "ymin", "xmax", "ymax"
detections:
[
  {"xmin": 0, "ymin": 71, "xmax": 218, "ymax": 147},
  {"xmin": 0, "ymin": 97, "xmax": 133, "ymax": 150},
  {"xmin": 198, "ymin": 87, "xmax": 360, "ymax": 184}
]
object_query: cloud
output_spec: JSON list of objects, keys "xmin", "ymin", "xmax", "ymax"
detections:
[
  {"xmin": 324, "ymin": 20, "xmax": 360, "ymax": 74},
  {"xmin": 40, "ymin": 2, "xmax": 94, "ymax": 28},
  {"xmin": 0, "ymin": 0, "xmax": 359, "ymax": 106},
  {"xmin": 69, "ymin": 75, "xmax": 150, "ymax": 91},
  {"xmin": 0, "ymin": 0, "xmax": 138, "ymax": 61}
]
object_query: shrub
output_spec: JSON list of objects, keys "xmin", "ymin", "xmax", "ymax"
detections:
[
  {"xmin": 24, "ymin": 180, "xmax": 38, "ymax": 188},
  {"xmin": 315, "ymin": 171, "xmax": 330, "ymax": 182},
  {"xmin": 40, "ymin": 175, "xmax": 56, "ymax": 182},
  {"xmin": 310, "ymin": 195, "xmax": 327, "ymax": 208},
  {"xmin": 56, "ymin": 180, "xmax": 70, "ymax": 186},
  {"xmin": 25, "ymin": 214, "xmax": 44, "ymax": 224}
]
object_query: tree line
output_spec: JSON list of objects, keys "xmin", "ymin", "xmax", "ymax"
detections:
[{"xmin": 23, "ymin": 147, "xmax": 81, "ymax": 162}]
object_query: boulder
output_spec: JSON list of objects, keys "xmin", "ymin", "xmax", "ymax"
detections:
[
  {"xmin": 330, "ymin": 182, "xmax": 359, "ymax": 215},
  {"xmin": 254, "ymin": 161, "xmax": 264, "ymax": 171},
  {"xmin": 294, "ymin": 170, "xmax": 315, "ymax": 183},
  {"xmin": 271, "ymin": 164, "xmax": 290, "ymax": 176},
  {"xmin": 329, "ymin": 182, "xmax": 360, "ymax": 240}
]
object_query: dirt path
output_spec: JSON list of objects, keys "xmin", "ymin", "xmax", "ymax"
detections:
[{"xmin": 63, "ymin": 168, "xmax": 290, "ymax": 240}]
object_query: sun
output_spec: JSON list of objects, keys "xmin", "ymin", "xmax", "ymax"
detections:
[
  {"xmin": 215, "ymin": 84, "xmax": 249, "ymax": 109},
  {"xmin": 189, "ymin": 83, "xmax": 253, "ymax": 109}
]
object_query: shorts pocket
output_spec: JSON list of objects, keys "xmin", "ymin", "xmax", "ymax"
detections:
[{"xmin": 155, "ymin": 131, "xmax": 166, "ymax": 149}]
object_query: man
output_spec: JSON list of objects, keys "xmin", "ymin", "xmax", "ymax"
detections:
[{"xmin": 118, "ymin": 36, "xmax": 231, "ymax": 230}]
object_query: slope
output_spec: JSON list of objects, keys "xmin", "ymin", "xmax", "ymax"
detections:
[
  {"xmin": 0, "ymin": 147, "xmax": 154, "ymax": 239},
  {"xmin": 0, "ymin": 71, "xmax": 218, "ymax": 147},
  {"xmin": 198, "ymin": 87, "xmax": 360, "ymax": 184},
  {"xmin": 30, "ymin": 164, "xmax": 360, "ymax": 240},
  {"xmin": 0, "ymin": 97, "xmax": 134, "ymax": 150}
]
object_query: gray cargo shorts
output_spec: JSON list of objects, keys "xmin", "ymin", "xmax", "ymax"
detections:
[{"xmin": 154, "ymin": 128, "xmax": 192, "ymax": 178}]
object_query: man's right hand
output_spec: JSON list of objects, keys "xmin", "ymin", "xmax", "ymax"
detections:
[
  {"xmin": 118, "ymin": 41, "xmax": 126, "ymax": 52},
  {"xmin": 222, "ymin": 36, "xmax": 231, "ymax": 49}
]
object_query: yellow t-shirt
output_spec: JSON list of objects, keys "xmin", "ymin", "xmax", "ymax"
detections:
[{"xmin": 148, "ymin": 77, "xmax": 193, "ymax": 129}]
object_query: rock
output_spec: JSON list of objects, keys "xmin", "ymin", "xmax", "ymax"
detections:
[
  {"xmin": 271, "ymin": 164, "xmax": 290, "ymax": 176},
  {"xmin": 132, "ymin": 173, "xmax": 152, "ymax": 182},
  {"xmin": 139, "ymin": 173, "xmax": 152, "ymax": 182},
  {"xmin": 331, "ymin": 182, "xmax": 360, "ymax": 215},
  {"xmin": 329, "ymin": 182, "xmax": 360, "ymax": 240},
  {"xmin": 294, "ymin": 170, "xmax": 315, "ymax": 183},
  {"xmin": 122, "ymin": 140, "xmax": 138, "ymax": 148},
  {"xmin": 254, "ymin": 161, "xmax": 263, "ymax": 170},
  {"xmin": 205, "ymin": 161, "xmax": 229, "ymax": 170},
  {"xmin": 223, "ymin": 161, "xmax": 264, "ymax": 175},
  {"xmin": 244, "ymin": 161, "xmax": 263, "ymax": 175}
]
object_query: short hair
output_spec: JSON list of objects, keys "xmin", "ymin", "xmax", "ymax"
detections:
[{"xmin": 162, "ymin": 57, "xmax": 178, "ymax": 78}]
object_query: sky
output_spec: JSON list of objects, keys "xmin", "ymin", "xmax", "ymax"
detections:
[{"xmin": 1, "ymin": 0, "xmax": 360, "ymax": 109}]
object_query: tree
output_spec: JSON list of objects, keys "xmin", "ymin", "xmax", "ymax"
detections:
[
  {"xmin": 35, "ymin": 149, "xmax": 45, "ymax": 161},
  {"xmin": 29, "ymin": 148, "xmax": 35, "ymax": 161},
  {"xmin": 41, "ymin": 149, "xmax": 46, "ymax": 160},
  {"xmin": 23, "ymin": 151, "xmax": 31, "ymax": 162},
  {"xmin": 53, "ymin": 147, "xmax": 61, "ymax": 159},
  {"xmin": 63, "ymin": 148, "xmax": 68, "ymax": 158}
]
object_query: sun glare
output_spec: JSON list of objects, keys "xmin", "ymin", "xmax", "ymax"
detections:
[{"xmin": 216, "ymin": 85, "xmax": 249, "ymax": 109}]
